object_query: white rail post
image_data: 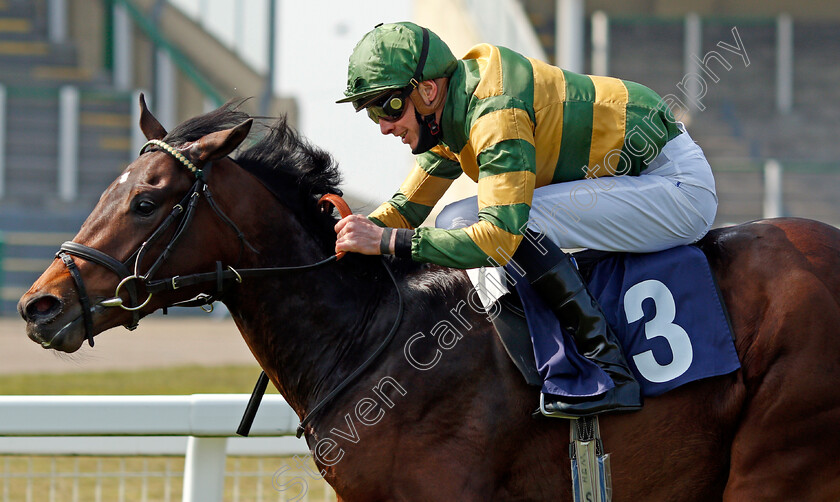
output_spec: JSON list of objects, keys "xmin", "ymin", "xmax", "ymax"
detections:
[
  {"xmin": 182, "ymin": 436, "xmax": 227, "ymax": 502},
  {"xmin": 556, "ymin": 0, "xmax": 584, "ymax": 72},
  {"xmin": 763, "ymin": 159, "xmax": 783, "ymax": 219},
  {"xmin": 776, "ymin": 13, "xmax": 794, "ymax": 114},
  {"xmin": 113, "ymin": 3, "xmax": 133, "ymax": 91},
  {"xmin": 591, "ymin": 11, "xmax": 609, "ymax": 76},
  {"xmin": 155, "ymin": 48, "xmax": 177, "ymax": 131},
  {"xmin": 684, "ymin": 13, "xmax": 702, "ymax": 112},
  {"xmin": 0, "ymin": 84, "xmax": 6, "ymax": 199},
  {"xmin": 47, "ymin": 0, "xmax": 67, "ymax": 43},
  {"xmin": 58, "ymin": 86, "xmax": 79, "ymax": 202}
]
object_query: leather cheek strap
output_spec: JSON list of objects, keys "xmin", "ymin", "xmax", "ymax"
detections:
[{"xmin": 59, "ymin": 252, "xmax": 95, "ymax": 347}]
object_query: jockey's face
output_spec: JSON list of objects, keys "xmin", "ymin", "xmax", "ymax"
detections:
[{"xmin": 377, "ymin": 97, "xmax": 421, "ymax": 152}]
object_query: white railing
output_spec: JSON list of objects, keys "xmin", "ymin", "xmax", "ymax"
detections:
[
  {"xmin": 47, "ymin": 0, "xmax": 68, "ymax": 43},
  {"xmin": 58, "ymin": 86, "xmax": 79, "ymax": 202},
  {"xmin": 556, "ymin": 0, "xmax": 584, "ymax": 72},
  {"xmin": 776, "ymin": 13, "xmax": 794, "ymax": 114},
  {"xmin": 763, "ymin": 159, "xmax": 783, "ymax": 218},
  {"xmin": 0, "ymin": 394, "xmax": 308, "ymax": 502}
]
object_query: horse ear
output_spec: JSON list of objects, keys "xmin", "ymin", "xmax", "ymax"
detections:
[
  {"xmin": 139, "ymin": 93, "xmax": 167, "ymax": 140},
  {"xmin": 187, "ymin": 119, "xmax": 253, "ymax": 164}
]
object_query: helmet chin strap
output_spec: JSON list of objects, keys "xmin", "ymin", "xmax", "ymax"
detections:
[
  {"xmin": 409, "ymin": 79, "xmax": 447, "ymax": 155},
  {"xmin": 412, "ymin": 110, "xmax": 441, "ymax": 154}
]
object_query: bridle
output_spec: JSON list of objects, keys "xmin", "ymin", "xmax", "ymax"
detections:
[
  {"xmin": 56, "ymin": 139, "xmax": 258, "ymax": 346},
  {"xmin": 56, "ymin": 137, "xmax": 404, "ymax": 438}
]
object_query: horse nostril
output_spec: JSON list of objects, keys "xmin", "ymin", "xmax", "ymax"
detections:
[{"xmin": 23, "ymin": 295, "xmax": 62, "ymax": 322}]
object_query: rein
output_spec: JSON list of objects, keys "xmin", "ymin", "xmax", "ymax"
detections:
[{"xmin": 57, "ymin": 139, "xmax": 405, "ymax": 439}]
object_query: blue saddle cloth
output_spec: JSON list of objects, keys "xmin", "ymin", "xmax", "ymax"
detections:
[{"xmin": 512, "ymin": 245, "xmax": 739, "ymax": 398}]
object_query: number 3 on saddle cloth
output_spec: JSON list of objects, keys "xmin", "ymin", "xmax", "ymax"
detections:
[{"xmin": 499, "ymin": 245, "xmax": 740, "ymax": 398}]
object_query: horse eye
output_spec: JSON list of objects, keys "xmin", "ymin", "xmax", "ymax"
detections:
[{"xmin": 134, "ymin": 199, "xmax": 157, "ymax": 217}]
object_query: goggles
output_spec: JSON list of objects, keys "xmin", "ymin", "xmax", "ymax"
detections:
[
  {"xmin": 349, "ymin": 28, "xmax": 431, "ymax": 125},
  {"xmin": 365, "ymin": 88, "xmax": 411, "ymax": 124}
]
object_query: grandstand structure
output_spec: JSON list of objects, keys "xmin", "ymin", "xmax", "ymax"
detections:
[
  {"xmin": 523, "ymin": 0, "xmax": 840, "ymax": 227},
  {"xmin": 0, "ymin": 0, "xmax": 295, "ymax": 312},
  {"xmin": 0, "ymin": 0, "xmax": 838, "ymax": 313}
]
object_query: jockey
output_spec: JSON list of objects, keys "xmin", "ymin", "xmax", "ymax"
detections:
[{"xmin": 334, "ymin": 22, "xmax": 717, "ymax": 418}]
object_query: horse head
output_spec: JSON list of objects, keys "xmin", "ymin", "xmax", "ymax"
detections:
[{"xmin": 18, "ymin": 94, "xmax": 261, "ymax": 352}]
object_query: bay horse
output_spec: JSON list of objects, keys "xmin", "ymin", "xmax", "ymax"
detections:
[{"xmin": 18, "ymin": 98, "xmax": 840, "ymax": 501}]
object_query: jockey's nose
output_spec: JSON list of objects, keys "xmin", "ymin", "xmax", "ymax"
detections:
[{"xmin": 379, "ymin": 119, "xmax": 396, "ymax": 135}]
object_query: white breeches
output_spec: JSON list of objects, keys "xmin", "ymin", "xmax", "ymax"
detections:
[{"xmin": 437, "ymin": 125, "xmax": 718, "ymax": 253}]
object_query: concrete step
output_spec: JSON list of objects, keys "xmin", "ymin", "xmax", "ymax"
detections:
[
  {"xmin": 714, "ymin": 187, "xmax": 764, "ymax": 224},
  {"xmin": 0, "ymin": 0, "xmax": 38, "ymax": 17},
  {"xmin": 0, "ymin": 208, "xmax": 85, "ymax": 230},
  {"xmin": 0, "ymin": 39, "xmax": 48, "ymax": 58},
  {"xmin": 0, "ymin": 16, "xmax": 37, "ymax": 40},
  {"xmin": 0, "ymin": 0, "xmax": 129, "ymax": 233},
  {"xmin": 4, "ymin": 154, "xmax": 58, "ymax": 180},
  {"xmin": 4, "ymin": 151, "xmax": 126, "ymax": 178},
  {"xmin": 80, "ymin": 111, "xmax": 132, "ymax": 129},
  {"xmin": 695, "ymin": 137, "xmax": 753, "ymax": 160},
  {"xmin": 5, "ymin": 112, "xmax": 60, "ymax": 135},
  {"xmin": 0, "ymin": 183, "xmax": 60, "ymax": 206},
  {"xmin": 0, "ymin": 185, "xmax": 102, "ymax": 211},
  {"xmin": 0, "ymin": 207, "xmax": 87, "ymax": 314},
  {"xmin": 0, "ymin": 41, "xmax": 76, "ymax": 68},
  {"xmin": 1, "ymin": 67, "xmax": 114, "ymax": 88},
  {"xmin": 4, "ymin": 149, "xmax": 128, "ymax": 180},
  {"xmin": 6, "ymin": 88, "xmax": 132, "ymax": 111}
]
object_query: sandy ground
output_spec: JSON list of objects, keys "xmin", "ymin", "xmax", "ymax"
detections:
[{"xmin": 0, "ymin": 315, "xmax": 259, "ymax": 375}]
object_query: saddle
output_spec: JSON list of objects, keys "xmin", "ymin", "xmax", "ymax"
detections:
[{"xmin": 491, "ymin": 245, "xmax": 739, "ymax": 396}]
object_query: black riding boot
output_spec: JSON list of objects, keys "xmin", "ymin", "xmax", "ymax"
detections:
[{"xmin": 513, "ymin": 231, "xmax": 642, "ymax": 418}]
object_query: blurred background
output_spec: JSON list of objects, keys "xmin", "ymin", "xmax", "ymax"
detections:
[
  {"xmin": 0, "ymin": 1, "xmax": 837, "ymax": 499},
  {"xmin": 0, "ymin": 0, "xmax": 838, "ymax": 315}
]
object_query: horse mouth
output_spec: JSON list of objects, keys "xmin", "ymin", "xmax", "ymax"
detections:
[{"xmin": 27, "ymin": 313, "xmax": 86, "ymax": 353}]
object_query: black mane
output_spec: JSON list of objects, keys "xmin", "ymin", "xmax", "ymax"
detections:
[
  {"xmin": 164, "ymin": 100, "xmax": 343, "ymax": 246},
  {"xmin": 161, "ymin": 100, "xmax": 431, "ymax": 280},
  {"xmin": 235, "ymin": 116, "xmax": 343, "ymax": 206},
  {"xmin": 163, "ymin": 100, "xmax": 251, "ymax": 147}
]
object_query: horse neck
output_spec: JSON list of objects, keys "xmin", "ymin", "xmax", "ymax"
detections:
[{"xmin": 223, "ymin": 204, "xmax": 391, "ymax": 417}]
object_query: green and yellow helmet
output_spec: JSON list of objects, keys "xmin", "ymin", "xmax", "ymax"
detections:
[{"xmin": 337, "ymin": 22, "xmax": 458, "ymax": 110}]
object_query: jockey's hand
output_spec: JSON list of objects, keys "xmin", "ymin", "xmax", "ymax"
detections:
[{"xmin": 335, "ymin": 214, "xmax": 391, "ymax": 255}]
